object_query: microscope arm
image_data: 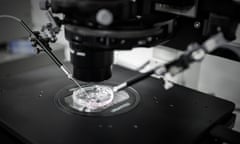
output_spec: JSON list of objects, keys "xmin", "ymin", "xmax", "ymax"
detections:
[{"xmin": 113, "ymin": 32, "xmax": 229, "ymax": 92}]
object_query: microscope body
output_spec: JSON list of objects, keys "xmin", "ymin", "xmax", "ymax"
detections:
[{"xmin": 40, "ymin": 0, "xmax": 240, "ymax": 82}]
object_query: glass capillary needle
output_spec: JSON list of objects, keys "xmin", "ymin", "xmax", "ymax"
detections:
[{"xmin": 0, "ymin": 15, "xmax": 88, "ymax": 95}]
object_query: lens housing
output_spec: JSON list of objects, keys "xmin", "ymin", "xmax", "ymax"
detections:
[{"xmin": 70, "ymin": 42, "xmax": 113, "ymax": 82}]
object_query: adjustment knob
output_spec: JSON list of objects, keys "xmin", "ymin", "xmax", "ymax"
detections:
[
  {"xmin": 40, "ymin": 0, "xmax": 51, "ymax": 10},
  {"xmin": 96, "ymin": 9, "xmax": 113, "ymax": 26}
]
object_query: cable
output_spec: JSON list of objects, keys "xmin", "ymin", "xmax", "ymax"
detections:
[
  {"xmin": 0, "ymin": 15, "xmax": 21, "ymax": 22},
  {"xmin": 0, "ymin": 15, "xmax": 86, "ymax": 93}
]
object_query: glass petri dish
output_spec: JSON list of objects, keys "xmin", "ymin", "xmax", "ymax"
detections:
[
  {"xmin": 55, "ymin": 82, "xmax": 140, "ymax": 117},
  {"xmin": 72, "ymin": 85, "xmax": 114, "ymax": 112}
]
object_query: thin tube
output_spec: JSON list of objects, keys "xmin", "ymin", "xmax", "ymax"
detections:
[{"xmin": 0, "ymin": 15, "xmax": 86, "ymax": 94}]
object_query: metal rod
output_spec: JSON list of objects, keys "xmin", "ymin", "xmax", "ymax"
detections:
[
  {"xmin": 0, "ymin": 15, "xmax": 86, "ymax": 93},
  {"xmin": 113, "ymin": 65, "xmax": 164, "ymax": 92},
  {"xmin": 113, "ymin": 33, "xmax": 229, "ymax": 93}
]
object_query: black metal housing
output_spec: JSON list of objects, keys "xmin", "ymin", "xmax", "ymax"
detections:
[{"xmin": 45, "ymin": 0, "xmax": 240, "ymax": 82}]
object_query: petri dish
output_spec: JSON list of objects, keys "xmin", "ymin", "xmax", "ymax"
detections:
[{"xmin": 72, "ymin": 85, "xmax": 114, "ymax": 112}]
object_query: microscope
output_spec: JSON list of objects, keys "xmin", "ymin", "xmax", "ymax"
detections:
[
  {"xmin": 38, "ymin": 0, "xmax": 240, "ymax": 82},
  {"xmin": 36, "ymin": 0, "xmax": 240, "ymax": 112},
  {"xmin": 0, "ymin": 0, "xmax": 240, "ymax": 144}
]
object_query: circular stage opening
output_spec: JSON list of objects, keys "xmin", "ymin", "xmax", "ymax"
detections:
[{"xmin": 55, "ymin": 82, "xmax": 140, "ymax": 117}]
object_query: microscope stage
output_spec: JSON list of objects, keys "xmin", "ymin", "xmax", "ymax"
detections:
[{"xmin": 0, "ymin": 57, "xmax": 235, "ymax": 144}]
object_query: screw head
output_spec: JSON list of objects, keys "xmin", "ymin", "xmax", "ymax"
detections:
[
  {"xmin": 194, "ymin": 22, "xmax": 201, "ymax": 29},
  {"xmin": 96, "ymin": 9, "xmax": 113, "ymax": 26}
]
